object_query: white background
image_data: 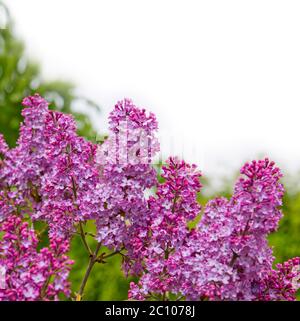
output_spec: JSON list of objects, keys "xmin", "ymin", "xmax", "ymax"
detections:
[{"xmin": 4, "ymin": 0, "xmax": 300, "ymax": 183}]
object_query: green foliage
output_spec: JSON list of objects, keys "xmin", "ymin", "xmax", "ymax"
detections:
[{"xmin": 0, "ymin": 3, "xmax": 99, "ymax": 147}]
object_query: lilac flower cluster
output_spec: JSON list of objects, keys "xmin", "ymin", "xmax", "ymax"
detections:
[
  {"xmin": 1, "ymin": 95, "xmax": 100, "ymax": 236},
  {"xmin": 175, "ymin": 159, "xmax": 285, "ymax": 300},
  {"xmin": 0, "ymin": 94, "xmax": 299, "ymax": 301},
  {"xmin": 0, "ymin": 95, "xmax": 160, "ymax": 299},
  {"xmin": 0, "ymin": 95, "xmax": 94, "ymax": 298},
  {"xmin": 0, "ymin": 215, "xmax": 73, "ymax": 300},
  {"xmin": 257, "ymin": 257, "xmax": 300, "ymax": 301},
  {"xmin": 37, "ymin": 109, "xmax": 99, "ymax": 237},
  {"xmin": 129, "ymin": 159, "xmax": 300, "ymax": 301},
  {"xmin": 95, "ymin": 98, "xmax": 159, "ymax": 261},
  {"xmin": 129, "ymin": 157, "xmax": 202, "ymax": 300}
]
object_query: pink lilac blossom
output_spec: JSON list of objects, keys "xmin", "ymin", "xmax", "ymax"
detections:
[
  {"xmin": 128, "ymin": 157, "xmax": 202, "ymax": 299},
  {"xmin": 0, "ymin": 96, "xmax": 53, "ymax": 225},
  {"xmin": 95, "ymin": 99, "xmax": 160, "ymax": 261},
  {"xmin": 4, "ymin": 95, "xmax": 49, "ymax": 194},
  {"xmin": 0, "ymin": 215, "xmax": 73, "ymax": 301},
  {"xmin": 167, "ymin": 159, "xmax": 295, "ymax": 301},
  {"xmin": 0, "ymin": 95, "xmax": 93, "ymax": 300},
  {"xmin": 37, "ymin": 111, "xmax": 100, "ymax": 237},
  {"xmin": 1, "ymin": 94, "xmax": 101, "ymax": 237},
  {"xmin": 256, "ymin": 257, "xmax": 300, "ymax": 301},
  {"xmin": 0, "ymin": 97, "xmax": 49, "ymax": 222},
  {"xmin": 178, "ymin": 158, "xmax": 286, "ymax": 300},
  {"xmin": 129, "ymin": 158, "xmax": 300, "ymax": 301}
]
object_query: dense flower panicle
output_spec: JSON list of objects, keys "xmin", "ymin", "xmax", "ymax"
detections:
[
  {"xmin": 37, "ymin": 115, "xmax": 100, "ymax": 237},
  {"xmin": 149, "ymin": 157, "xmax": 202, "ymax": 247},
  {"xmin": 109, "ymin": 98, "xmax": 158, "ymax": 135},
  {"xmin": 257, "ymin": 257, "xmax": 300, "ymax": 301},
  {"xmin": 99, "ymin": 98, "xmax": 159, "ymax": 166},
  {"xmin": 95, "ymin": 99, "xmax": 160, "ymax": 254},
  {"xmin": 0, "ymin": 94, "xmax": 92, "ymax": 299},
  {"xmin": 0, "ymin": 96, "xmax": 49, "ymax": 221},
  {"xmin": 170, "ymin": 158, "xmax": 286, "ymax": 300},
  {"xmin": 6, "ymin": 95, "xmax": 49, "ymax": 190},
  {"xmin": 129, "ymin": 158, "xmax": 293, "ymax": 301},
  {"xmin": 171, "ymin": 198, "xmax": 237, "ymax": 300},
  {"xmin": 24, "ymin": 100, "xmax": 91, "ymax": 236},
  {"xmin": 0, "ymin": 215, "xmax": 73, "ymax": 301},
  {"xmin": 0, "ymin": 95, "xmax": 53, "ymax": 225},
  {"xmin": 233, "ymin": 158, "xmax": 284, "ymax": 234},
  {"xmin": 128, "ymin": 157, "xmax": 202, "ymax": 299},
  {"xmin": 0, "ymin": 94, "xmax": 101, "ymax": 237}
]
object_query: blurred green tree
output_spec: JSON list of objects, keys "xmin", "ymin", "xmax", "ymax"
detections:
[{"xmin": 0, "ymin": 1, "xmax": 99, "ymax": 146}]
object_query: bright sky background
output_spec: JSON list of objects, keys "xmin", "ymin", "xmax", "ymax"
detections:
[{"xmin": 5, "ymin": 0, "xmax": 300, "ymax": 183}]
